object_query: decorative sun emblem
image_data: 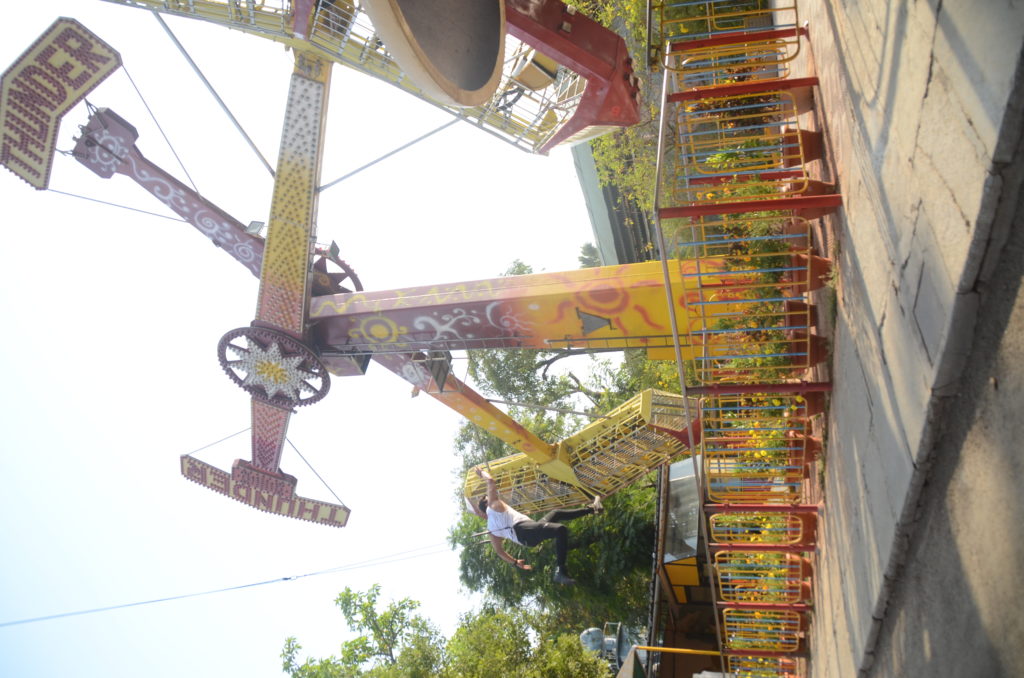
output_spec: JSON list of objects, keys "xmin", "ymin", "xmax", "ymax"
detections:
[
  {"xmin": 218, "ymin": 326, "xmax": 331, "ymax": 408},
  {"xmin": 234, "ymin": 340, "xmax": 314, "ymax": 401}
]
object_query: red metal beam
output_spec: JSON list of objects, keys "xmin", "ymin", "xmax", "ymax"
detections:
[
  {"xmin": 717, "ymin": 600, "xmax": 811, "ymax": 611},
  {"xmin": 660, "ymin": 194, "xmax": 843, "ymax": 218},
  {"xmin": 706, "ymin": 504, "xmax": 821, "ymax": 513},
  {"xmin": 711, "ymin": 543, "xmax": 816, "ymax": 553},
  {"xmin": 669, "ymin": 76, "xmax": 819, "ymax": 102},
  {"xmin": 669, "ymin": 27, "xmax": 801, "ymax": 53},
  {"xmin": 687, "ymin": 170, "xmax": 805, "ymax": 186},
  {"xmin": 688, "ymin": 382, "xmax": 833, "ymax": 395}
]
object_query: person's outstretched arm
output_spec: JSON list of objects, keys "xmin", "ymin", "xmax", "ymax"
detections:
[
  {"xmin": 489, "ymin": 534, "xmax": 533, "ymax": 571},
  {"xmin": 475, "ymin": 467, "xmax": 506, "ymax": 511}
]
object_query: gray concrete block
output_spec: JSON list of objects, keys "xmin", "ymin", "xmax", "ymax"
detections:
[
  {"xmin": 877, "ymin": 283, "xmax": 932, "ymax": 457},
  {"xmin": 915, "ymin": 65, "xmax": 989, "ymax": 227},
  {"xmin": 932, "ymin": 0, "xmax": 1024, "ymax": 156}
]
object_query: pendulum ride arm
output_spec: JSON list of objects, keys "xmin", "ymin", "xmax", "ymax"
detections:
[
  {"xmin": 72, "ymin": 106, "xmax": 565, "ymax": 482},
  {"xmin": 73, "ymin": 107, "xmax": 265, "ymax": 277},
  {"xmin": 206, "ymin": 47, "xmax": 346, "ymax": 527},
  {"xmin": 76, "ymin": 50, "xmax": 346, "ymax": 527}
]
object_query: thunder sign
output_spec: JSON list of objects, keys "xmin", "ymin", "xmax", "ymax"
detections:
[{"xmin": 1, "ymin": 18, "xmax": 121, "ymax": 189}]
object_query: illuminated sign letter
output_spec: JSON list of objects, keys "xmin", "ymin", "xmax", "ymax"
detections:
[
  {"xmin": 1, "ymin": 18, "xmax": 121, "ymax": 188},
  {"xmin": 180, "ymin": 456, "xmax": 350, "ymax": 528}
]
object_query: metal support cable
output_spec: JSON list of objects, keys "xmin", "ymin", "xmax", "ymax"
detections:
[
  {"xmin": 318, "ymin": 118, "xmax": 461, "ymax": 192},
  {"xmin": 152, "ymin": 11, "xmax": 276, "ymax": 179},
  {"xmin": 121, "ymin": 65, "xmax": 200, "ymax": 192},
  {"xmin": 47, "ymin": 188, "xmax": 188, "ymax": 222},
  {"xmin": 286, "ymin": 437, "xmax": 345, "ymax": 506}
]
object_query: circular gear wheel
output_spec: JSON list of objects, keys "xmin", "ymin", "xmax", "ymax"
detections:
[
  {"xmin": 218, "ymin": 326, "xmax": 330, "ymax": 409},
  {"xmin": 312, "ymin": 247, "xmax": 364, "ymax": 295}
]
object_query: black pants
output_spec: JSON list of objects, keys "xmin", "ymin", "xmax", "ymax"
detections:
[{"xmin": 512, "ymin": 507, "xmax": 594, "ymax": 573}]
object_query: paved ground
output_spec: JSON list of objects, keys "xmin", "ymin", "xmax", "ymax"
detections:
[
  {"xmin": 862, "ymin": 156, "xmax": 1024, "ymax": 678},
  {"xmin": 780, "ymin": 1, "xmax": 1024, "ymax": 676}
]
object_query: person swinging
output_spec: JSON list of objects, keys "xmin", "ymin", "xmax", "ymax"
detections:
[{"xmin": 471, "ymin": 467, "xmax": 603, "ymax": 586}]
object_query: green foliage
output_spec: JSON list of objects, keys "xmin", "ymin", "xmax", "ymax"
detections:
[
  {"xmin": 446, "ymin": 607, "xmax": 532, "ymax": 678},
  {"xmin": 589, "ymin": 349, "xmax": 696, "ymax": 401},
  {"xmin": 281, "ymin": 638, "xmax": 350, "ymax": 678},
  {"xmin": 282, "ymin": 585, "xmax": 445, "ymax": 678},
  {"xmin": 578, "ymin": 242, "xmax": 603, "ymax": 269},
  {"xmin": 528, "ymin": 633, "xmax": 614, "ymax": 678},
  {"xmin": 283, "ymin": 589, "xmax": 611, "ymax": 678},
  {"xmin": 335, "ymin": 584, "xmax": 433, "ymax": 668},
  {"xmin": 589, "ymin": 121, "xmax": 663, "ymax": 215},
  {"xmin": 446, "ymin": 607, "xmax": 612, "ymax": 678},
  {"xmin": 451, "ymin": 442, "xmax": 658, "ymax": 628},
  {"xmin": 448, "ymin": 248, "xmax": 704, "ymax": 628},
  {"xmin": 568, "ymin": 0, "xmax": 664, "ymax": 214}
]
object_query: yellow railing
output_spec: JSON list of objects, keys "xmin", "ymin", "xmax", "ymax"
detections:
[
  {"xmin": 561, "ymin": 390, "xmax": 699, "ymax": 497},
  {"xmin": 727, "ymin": 654, "xmax": 801, "ymax": 677},
  {"xmin": 715, "ymin": 550, "xmax": 810, "ymax": 603},
  {"xmin": 723, "ymin": 608, "xmax": 803, "ymax": 652},
  {"xmin": 667, "ymin": 40, "xmax": 795, "ymax": 89},
  {"xmin": 463, "ymin": 390, "xmax": 699, "ymax": 512},
  {"xmin": 463, "ymin": 453, "xmax": 590, "ymax": 515},
  {"xmin": 672, "ymin": 90, "xmax": 808, "ymax": 201},
  {"xmin": 710, "ymin": 511, "xmax": 808, "ymax": 545},
  {"xmin": 666, "ymin": 215, "xmax": 827, "ymax": 385},
  {"xmin": 649, "ymin": 0, "xmax": 800, "ymax": 70}
]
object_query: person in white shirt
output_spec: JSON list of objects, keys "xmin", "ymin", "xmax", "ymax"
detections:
[{"xmin": 471, "ymin": 467, "xmax": 603, "ymax": 586}]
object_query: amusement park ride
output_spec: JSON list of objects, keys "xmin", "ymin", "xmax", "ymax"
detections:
[{"xmin": 2, "ymin": 1, "xmax": 725, "ymax": 529}]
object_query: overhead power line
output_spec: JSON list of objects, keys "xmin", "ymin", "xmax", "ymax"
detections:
[
  {"xmin": 0, "ymin": 428, "xmax": 450, "ymax": 629},
  {"xmin": 0, "ymin": 543, "xmax": 451, "ymax": 629}
]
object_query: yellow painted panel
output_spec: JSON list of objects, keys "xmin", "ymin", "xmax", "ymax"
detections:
[
  {"xmin": 256, "ymin": 53, "xmax": 331, "ymax": 332},
  {"xmin": 666, "ymin": 562, "xmax": 701, "ymax": 587}
]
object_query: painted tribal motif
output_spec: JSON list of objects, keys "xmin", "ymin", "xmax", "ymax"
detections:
[
  {"xmin": 310, "ymin": 260, "xmax": 743, "ymax": 358},
  {"xmin": 73, "ymin": 108, "xmax": 264, "ymax": 276}
]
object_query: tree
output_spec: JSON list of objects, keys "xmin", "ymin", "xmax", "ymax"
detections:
[
  {"xmin": 282, "ymin": 588, "xmax": 612, "ymax": 678},
  {"xmin": 282, "ymin": 584, "xmax": 445, "ymax": 678},
  {"xmin": 447, "ymin": 607, "xmax": 611, "ymax": 678},
  {"xmin": 445, "ymin": 607, "xmax": 531, "ymax": 678},
  {"xmin": 448, "ymin": 247, "xmax": 700, "ymax": 628},
  {"xmin": 281, "ymin": 638, "xmax": 350, "ymax": 678},
  {"xmin": 450, "ymin": 482, "xmax": 656, "ymax": 630},
  {"xmin": 566, "ymin": 0, "xmax": 664, "ymax": 215},
  {"xmin": 578, "ymin": 242, "xmax": 603, "ymax": 268}
]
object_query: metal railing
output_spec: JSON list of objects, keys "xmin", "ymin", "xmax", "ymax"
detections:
[
  {"xmin": 710, "ymin": 511, "xmax": 809, "ymax": 545},
  {"xmin": 715, "ymin": 550, "xmax": 811, "ymax": 604},
  {"xmin": 671, "ymin": 90, "xmax": 809, "ymax": 203},
  {"xmin": 648, "ymin": 0, "xmax": 800, "ymax": 70},
  {"xmin": 723, "ymin": 608, "xmax": 804, "ymax": 652},
  {"xmin": 646, "ymin": 2, "xmax": 835, "ymax": 672},
  {"xmin": 727, "ymin": 654, "xmax": 802, "ymax": 677}
]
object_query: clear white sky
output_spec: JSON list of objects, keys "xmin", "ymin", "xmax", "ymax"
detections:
[{"xmin": 0, "ymin": 3, "xmax": 599, "ymax": 676}]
